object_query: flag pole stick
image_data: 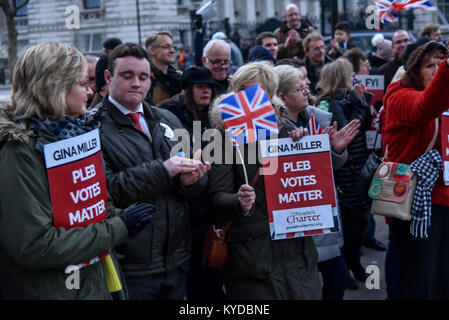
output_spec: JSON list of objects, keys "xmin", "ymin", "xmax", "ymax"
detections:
[{"xmin": 236, "ymin": 146, "xmax": 249, "ymax": 185}]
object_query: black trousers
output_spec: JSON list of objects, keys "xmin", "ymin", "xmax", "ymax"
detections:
[
  {"xmin": 340, "ymin": 203, "xmax": 370, "ymax": 279},
  {"xmin": 395, "ymin": 204, "xmax": 449, "ymax": 300}
]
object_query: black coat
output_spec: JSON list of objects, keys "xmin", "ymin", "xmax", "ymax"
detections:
[
  {"xmin": 318, "ymin": 90, "xmax": 373, "ymax": 215},
  {"xmin": 159, "ymin": 95, "xmax": 214, "ymax": 230},
  {"xmin": 99, "ymin": 97, "xmax": 207, "ymax": 276}
]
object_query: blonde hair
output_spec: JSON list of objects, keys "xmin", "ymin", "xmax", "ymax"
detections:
[
  {"xmin": 316, "ymin": 58, "xmax": 353, "ymax": 102},
  {"xmin": 273, "ymin": 65, "xmax": 305, "ymax": 96},
  {"xmin": 303, "ymin": 32, "xmax": 324, "ymax": 53},
  {"xmin": 231, "ymin": 61, "xmax": 278, "ymax": 99},
  {"xmin": 11, "ymin": 42, "xmax": 86, "ymax": 120}
]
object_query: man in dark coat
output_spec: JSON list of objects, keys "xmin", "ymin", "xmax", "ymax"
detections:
[
  {"xmin": 145, "ymin": 31, "xmax": 183, "ymax": 106},
  {"xmin": 99, "ymin": 43, "xmax": 210, "ymax": 300},
  {"xmin": 274, "ymin": 3, "xmax": 314, "ymax": 60},
  {"xmin": 376, "ymin": 30, "xmax": 412, "ymax": 92},
  {"xmin": 304, "ymin": 32, "xmax": 333, "ymax": 95}
]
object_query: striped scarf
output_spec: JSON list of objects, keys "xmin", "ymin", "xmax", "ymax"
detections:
[{"xmin": 410, "ymin": 150, "xmax": 443, "ymax": 239}]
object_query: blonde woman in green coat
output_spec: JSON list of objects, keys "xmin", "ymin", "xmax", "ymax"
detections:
[{"xmin": 0, "ymin": 43, "xmax": 154, "ymax": 299}]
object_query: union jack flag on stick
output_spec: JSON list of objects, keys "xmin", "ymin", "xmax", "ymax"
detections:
[
  {"xmin": 374, "ymin": 0, "xmax": 436, "ymax": 23},
  {"xmin": 306, "ymin": 114, "xmax": 323, "ymax": 135},
  {"xmin": 217, "ymin": 85, "xmax": 279, "ymax": 146},
  {"xmin": 217, "ymin": 85, "xmax": 279, "ymax": 185}
]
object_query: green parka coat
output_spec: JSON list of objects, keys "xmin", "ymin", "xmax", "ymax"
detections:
[{"xmin": 0, "ymin": 109, "xmax": 128, "ymax": 299}]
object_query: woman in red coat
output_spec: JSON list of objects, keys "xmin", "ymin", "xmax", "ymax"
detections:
[{"xmin": 383, "ymin": 38, "xmax": 449, "ymax": 299}]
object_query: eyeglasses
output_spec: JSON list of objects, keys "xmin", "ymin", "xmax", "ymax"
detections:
[
  {"xmin": 206, "ymin": 57, "xmax": 231, "ymax": 67},
  {"xmin": 153, "ymin": 45, "xmax": 176, "ymax": 50},
  {"xmin": 289, "ymin": 86, "xmax": 309, "ymax": 95},
  {"xmin": 77, "ymin": 78, "xmax": 90, "ymax": 90}
]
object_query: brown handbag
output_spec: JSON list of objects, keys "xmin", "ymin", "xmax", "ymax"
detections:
[
  {"xmin": 202, "ymin": 168, "xmax": 261, "ymax": 269},
  {"xmin": 201, "ymin": 221, "xmax": 232, "ymax": 269}
]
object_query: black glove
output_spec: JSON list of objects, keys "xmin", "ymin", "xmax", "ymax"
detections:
[{"xmin": 118, "ymin": 203, "xmax": 156, "ymax": 238}]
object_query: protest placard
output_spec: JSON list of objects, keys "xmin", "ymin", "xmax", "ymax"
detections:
[
  {"xmin": 260, "ymin": 135, "xmax": 339, "ymax": 240},
  {"xmin": 44, "ymin": 129, "xmax": 108, "ymax": 271},
  {"xmin": 355, "ymin": 74, "xmax": 384, "ymax": 150}
]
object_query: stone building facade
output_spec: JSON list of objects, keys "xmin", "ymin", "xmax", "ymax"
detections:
[{"xmin": 0, "ymin": 0, "xmax": 446, "ymax": 84}]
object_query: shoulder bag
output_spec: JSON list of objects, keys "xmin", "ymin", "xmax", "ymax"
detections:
[
  {"xmin": 202, "ymin": 169, "xmax": 261, "ymax": 269},
  {"xmin": 368, "ymin": 119, "xmax": 438, "ymax": 221}
]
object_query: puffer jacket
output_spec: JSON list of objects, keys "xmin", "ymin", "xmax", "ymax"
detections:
[
  {"xmin": 0, "ymin": 106, "xmax": 128, "ymax": 299},
  {"xmin": 98, "ymin": 97, "xmax": 207, "ymax": 277},
  {"xmin": 208, "ymin": 96, "xmax": 321, "ymax": 300},
  {"xmin": 317, "ymin": 90, "xmax": 373, "ymax": 215}
]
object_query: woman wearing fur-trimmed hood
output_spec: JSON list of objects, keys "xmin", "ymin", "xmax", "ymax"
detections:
[{"xmin": 207, "ymin": 62, "xmax": 322, "ymax": 300}]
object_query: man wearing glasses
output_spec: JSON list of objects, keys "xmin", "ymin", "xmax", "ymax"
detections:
[
  {"xmin": 201, "ymin": 39, "xmax": 232, "ymax": 95},
  {"xmin": 376, "ymin": 30, "xmax": 413, "ymax": 92},
  {"xmin": 145, "ymin": 31, "xmax": 183, "ymax": 106},
  {"xmin": 303, "ymin": 32, "xmax": 333, "ymax": 95}
]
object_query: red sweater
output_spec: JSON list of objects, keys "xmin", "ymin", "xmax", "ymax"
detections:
[{"xmin": 383, "ymin": 59, "xmax": 449, "ymax": 207}]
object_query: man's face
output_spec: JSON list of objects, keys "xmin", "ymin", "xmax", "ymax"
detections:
[
  {"xmin": 284, "ymin": 5, "xmax": 301, "ymax": 29},
  {"xmin": 149, "ymin": 35, "xmax": 175, "ymax": 66},
  {"xmin": 261, "ymin": 37, "xmax": 278, "ymax": 58},
  {"xmin": 430, "ymin": 29, "xmax": 442, "ymax": 42},
  {"xmin": 202, "ymin": 43, "xmax": 231, "ymax": 82},
  {"xmin": 105, "ymin": 56, "xmax": 151, "ymax": 111},
  {"xmin": 306, "ymin": 40, "xmax": 325, "ymax": 66},
  {"xmin": 334, "ymin": 30, "xmax": 350, "ymax": 45},
  {"xmin": 392, "ymin": 31, "xmax": 412, "ymax": 58}
]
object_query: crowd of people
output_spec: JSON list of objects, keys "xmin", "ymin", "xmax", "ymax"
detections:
[{"xmin": 1, "ymin": 2, "xmax": 449, "ymax": 300}]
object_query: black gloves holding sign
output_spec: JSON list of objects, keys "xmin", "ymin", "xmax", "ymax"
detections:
[{"xmin": 119, "ymin": 203, "xmax": 156, "ymax": 238}]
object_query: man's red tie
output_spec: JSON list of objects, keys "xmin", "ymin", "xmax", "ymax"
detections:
[{"xmin": 126, "ymin": 112, "xmax": 144, "ymax": 131}]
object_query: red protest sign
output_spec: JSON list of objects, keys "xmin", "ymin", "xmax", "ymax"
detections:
[
  {"xmin": 44, "ymin": 129, "xmax": 109, "ymax": 271},
  {"xmin": 44, "ymin": 129, "xmax": 107, "ymax": 229},
  {"xmin": 260, "ymin": 135, "xmax": 339, "ymax": 240}
]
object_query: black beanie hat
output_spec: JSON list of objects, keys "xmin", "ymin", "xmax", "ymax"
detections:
[
  {"xmin": 95, "ymin": 54, "xmax": 109, "ymax": 92},
  {"xmin": 248, "ymin": 45, "xmax": 275, "ymax": 64}
]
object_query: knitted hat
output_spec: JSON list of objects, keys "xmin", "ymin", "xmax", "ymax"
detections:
[
  {"xmin": 95, "ymin": 54, "xmax": 109, "ymax": 92},
  {"xmin": 376, "ymin": 40, "xmax": 394, "ymax": 61},
  {"xmin": 247, "ymin": 45, "xmax": 276, "ymax": 64},
  {"xmin": 403, "ymin": 37, "xmax": 447, "ymax": 72}
]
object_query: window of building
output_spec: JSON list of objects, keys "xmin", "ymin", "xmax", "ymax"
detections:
[
  {"xmin": 74, "ymin": 33, "xmax": 103, "ymax": 53},
  {"xmin": 84, "ymin": 0, "xmax": 101, "ymax": 9},
  {"xmin": 15, "ymin": 0, "xmax": 28, "ymax": 17}
]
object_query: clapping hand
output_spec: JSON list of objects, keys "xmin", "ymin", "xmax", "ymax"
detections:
[
  {"xmin": 323, "ymin": 120, "xmax": 360, "ymax": 154},
  {"xmin": 178, "ymin": 149, "xmax": 211, "ymax": 186}
]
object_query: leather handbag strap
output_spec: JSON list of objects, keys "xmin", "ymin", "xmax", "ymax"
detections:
[{"xmin": 426, "ymin": 118, "xmax": 439, "ymax": 152}]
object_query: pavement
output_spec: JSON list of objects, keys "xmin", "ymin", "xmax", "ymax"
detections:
[{"xmin": 344, "ymin": 214, "xmax": 389, "ymax": 300}]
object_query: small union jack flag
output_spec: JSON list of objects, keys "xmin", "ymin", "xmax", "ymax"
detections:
[
  {"xmin": 217, "ymin": 85, "xmax": 278, "ymax": 146},
  {"xmin": 306, "ymin": 114, "xmax": 322, "ymax": 135},
  {"xmin": 374, "ymin": 0, "xmax": 436, "ymax": 23}
]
